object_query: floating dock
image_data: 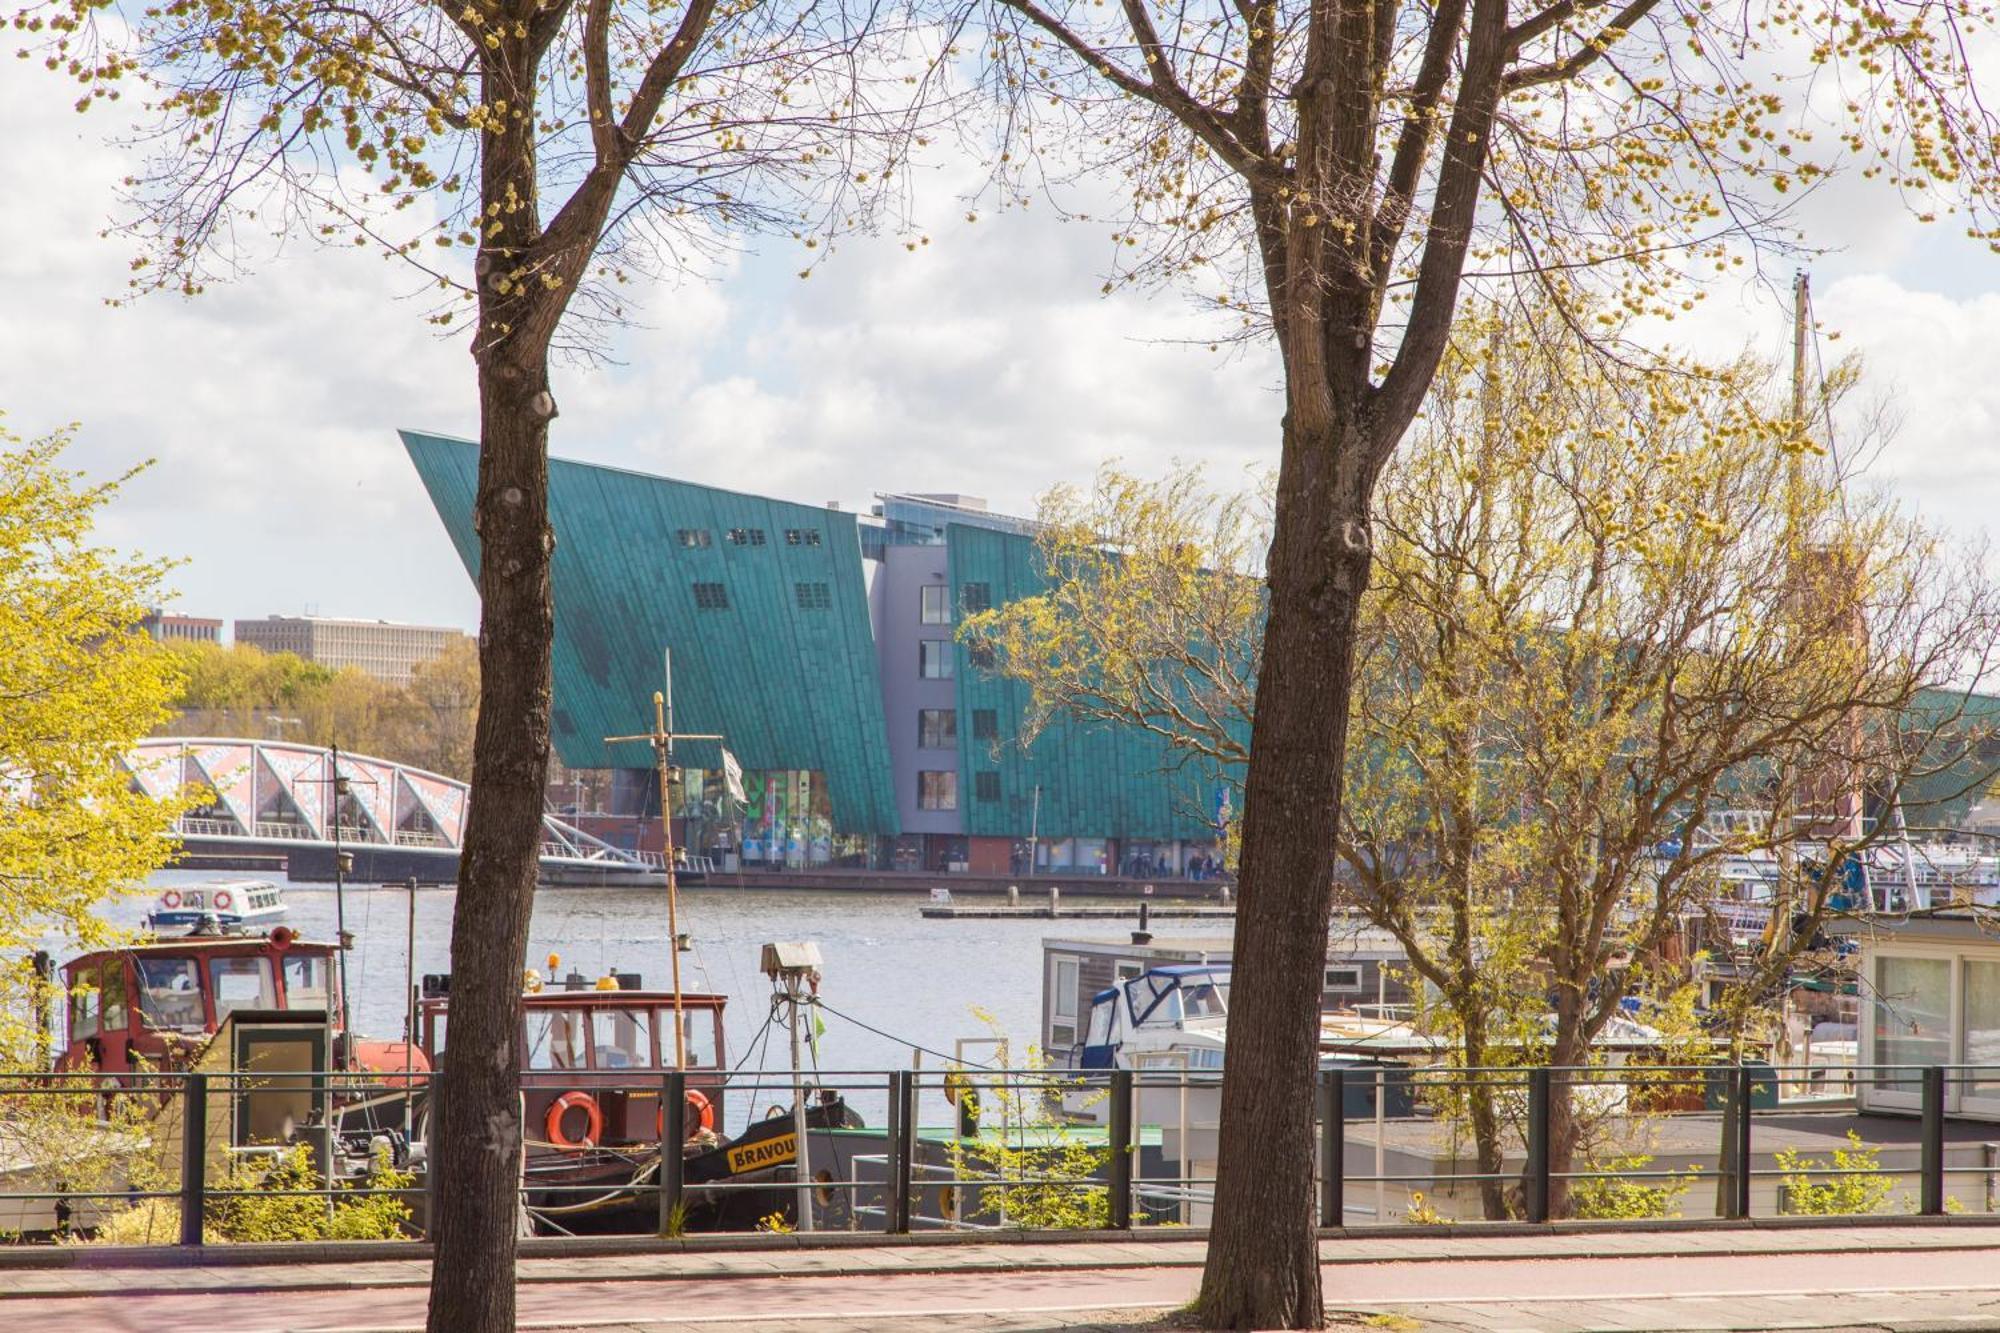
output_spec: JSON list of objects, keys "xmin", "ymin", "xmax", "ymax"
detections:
[{"xmin": 920, "ymin": 902, "xmax": 1235, "ymax": 919}]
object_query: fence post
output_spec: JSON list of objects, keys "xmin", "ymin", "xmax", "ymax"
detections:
[
  {"xmin": 1525, "ymin": 1067, "xmax": 1551, "ymax": 1224},
  {"xmin": 1107, "ymin": 1068, "xmax": 1133, "ymax": 1230},
  {"xmin": 1921, "ymin": 1065, "xmax": 1946, "ymax": 1216},
  {"xmin": 659, "ymin": 1069, "xmax": 686, "ymax": 1235},
  {"xmin": 179, "ymin": 1073, "xmax": 207, "ymax": 1246},
  {"xmin": 1727, "ymin": 1065, "xmax": 1753, "ymax": 1220},
  {"xmin": 892, "ymin": 1069, "xmax": 916, "ymax": 1233},
  {"xmin": 1319, "ymin": 1067, "xmax": 1344, "ymax": 1229}
]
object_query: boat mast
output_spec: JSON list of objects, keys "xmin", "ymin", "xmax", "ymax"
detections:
[{"xmin": 605, "ymin": 649, "xmax": 721, "ymax": 1070}]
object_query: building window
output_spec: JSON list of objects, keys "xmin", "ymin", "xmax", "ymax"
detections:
[
  {"xmin": 920, "ymin": 584, "xmax": 950, "ymax": 625},
  {"xmin": 966, "ymin": 638, "xmax": 996, "ymax": 670},
  {"xmin": 918, "ymin": 708, "xmax": 956, "ymax": 748},
  {"xmin": 919, "ymin": 640, "xmax": 955, "ymax": 679},
  {"xmin": 917, "ymin": 770, "xmax": 957, "ymax": 810},
  {"xmin": 677, "ymin": 529, "xmax": 712, "ymax": 549},
  {"xmin": 727, "ymin": 528, "xmax": 766, "ymax": 546},
  {"xmin": 971, "ymin": 708, "xmax": 998, "ymax": 740},
  {"xmin": 974, "ymin": 771, "xmax": 1001, "ymax": 802},
  {"xmin": 961, "ymin": 581, "xmax": 992, "ymax": 614},
  {"xmin": 1323, "ymin": 965, "xmax": 1362, "ymax": 994},
  {"xmin": 692, "ymin": 582, "xmax": 729, "ymax": 610},
  {"xmin": 795, "ymin": 581, "xmax": 831, "ymax": 611},
  {"xmin": 785, "ymin": 528, "xmax": 822, "ymax": 547}
]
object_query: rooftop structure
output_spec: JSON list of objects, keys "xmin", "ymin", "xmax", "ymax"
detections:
[{"xmin": 141, "ymin": 609, "xmax": 222, "ymax": 644}]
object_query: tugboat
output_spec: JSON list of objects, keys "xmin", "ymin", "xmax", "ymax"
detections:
[
  {"xmin": 414, "ymin": 963, "xmax": 860, "ymax": 1234},
  {"xmin": 141, "ymin": 878, "xmax": 288, "ymax": 935}
]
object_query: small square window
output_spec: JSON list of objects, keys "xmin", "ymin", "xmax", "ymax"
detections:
[
  {"xmin": 972, "ymin": 709, "xmax": 998, "ymax": 741},
  {"xmin": 917, "ymin": 770, "xmax": 958, "ymax": 810},
  {"xmin": 919, "ymin": 708, "xmax": 956, "ymax": 748},
  {"xmin": 920, "ymin": 584, "xmax": 950, "ymax": 625},
  {"xmin": 975, "ymin": 771, "xmax": 1001, "ymax": 802},
  {"xmin": 785, "ymin": 528, "xmax": 822, "ymax": 547},
  {"xmin": 961, "ymin": 582, "xmax": 992, "ymax": 614},
  {"xmin": 795, "ymin": 581, "xmax": 831, "ymax": 610},
  {"xmin": 1323, "ymin": 966, "xmax": 1362, "ymax": 994},
  {"xmin": 677, "ymin": 529, "xmax": 712, "ymax": 549},
  {"xmin": 692, "ymin": 582, "xmax": 729, "ymax": 610}
]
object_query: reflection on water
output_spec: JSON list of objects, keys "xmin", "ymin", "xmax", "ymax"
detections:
[{"xmin": 90, "ymin": 871, "xmax": 1231, "ymax": 1128}]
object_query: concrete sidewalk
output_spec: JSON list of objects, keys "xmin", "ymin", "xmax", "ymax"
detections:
[{"xmin": 6, "ymin": 1224, "xmax": 2000, "ymax": 1331}]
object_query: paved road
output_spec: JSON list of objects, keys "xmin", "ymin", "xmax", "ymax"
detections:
[{"xmin": 12, "ymin": 1243, "xmax": 2000, "ymax": 1331}]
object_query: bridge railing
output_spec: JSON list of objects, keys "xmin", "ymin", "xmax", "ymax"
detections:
[{"xmin": 4, "ymin": 1061, "xmax": 1997, "ymax": 1246}]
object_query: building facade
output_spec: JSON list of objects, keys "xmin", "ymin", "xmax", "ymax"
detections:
[
  {"xmin": 140, "ymin": 610, "xmax": 223, "ymax": 644},
  {"xmin": 403, "ymin": 430, "xmax": 1233, "ymax": 873},
  {"xmin": 234, "ymin": 615, "xmax": 467, "ymax": 685}
]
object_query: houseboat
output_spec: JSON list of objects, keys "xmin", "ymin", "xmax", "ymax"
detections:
[{"xmin": 142, "ymin": 878, "xmax": 288, "ymax": 934}]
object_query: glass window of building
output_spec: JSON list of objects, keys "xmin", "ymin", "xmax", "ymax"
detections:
[
  {"xmin": 794, "ymin": 581, "xmax": 831, "ymax": 611},
  {"xmin": 1968, "ymin": 960, "xmax": 2000, "ymax": 1101},
  {"xmin": 961, "ymin": 581, "xmax": 992, "ymax": 613},
  {"xmin": 676, "ymin": 529, "xmax": 712, "ymax": 548},
  {"xmin": 785, "ymin": 528, "xmax": 822, "ymax": 547},
  {"xmin": 920, "ymin": 584, "xmax": 950, "ymax": 625},
  {"xmin": 919, "ymin": 640, "xmax": 955, "ymax": 679},
  {"xmin": 975, "ymin": 771, "xmax": 1001, "ymax": 802},
  {"xmin": 918, "ymin": 708, "xmax": 956, "ymax": 748},
  {"xmin": 1873, "ymin": 955, "xmax": 1950, "ymax": 1093},
  {"xmin": 726, "ymin": 528, "xmax": 766, "ymax": 546},
  {"xmin": 972, "ymin": 708, "xmax": 998, "ymax": 740},
  {"xmin": 917, "ymin": 770, "xmax": 958, "ymax": 810},
  {"xmin": 693, "ymin": 582, "xmax": 729, "ymax": 610}
]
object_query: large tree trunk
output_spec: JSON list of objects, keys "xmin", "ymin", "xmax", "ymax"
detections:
[
  {"xmin": 1197, "ymin": 413, "xmax": 1374, "ymax": 1330},
  {"xmin": 425, "ymin": 352, "xmax": 556, "ymax": 1332}
]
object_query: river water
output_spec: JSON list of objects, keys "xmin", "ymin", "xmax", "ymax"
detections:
[{"xmin": 108, "ymin": 871, "xmax": 1230, "ymax": 1127}]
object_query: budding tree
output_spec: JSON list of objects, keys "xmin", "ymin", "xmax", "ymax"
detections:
[
  {"xmin": 25, "ymin": 0, "xmax": 937, "ymax": 1323},
  {"xmin": 961, "ymin": 0, "xmax": 2000, "ymax": 1316}
]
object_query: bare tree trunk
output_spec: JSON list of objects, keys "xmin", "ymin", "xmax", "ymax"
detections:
[
  {"xmin": 1197, "ymin": 414, "xmax": 1373, "ymax": 1330},
  {"xmin": 425, "ymin": 351, "xmax": 555, "ymax": 1332}
]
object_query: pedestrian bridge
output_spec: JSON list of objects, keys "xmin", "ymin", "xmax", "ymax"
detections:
[{"xmin": 123, "ymin": 737, "xmax": 653, "ymax": 877}]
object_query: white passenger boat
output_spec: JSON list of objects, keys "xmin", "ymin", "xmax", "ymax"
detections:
[{"xmin": 144, "ymin": 878, "xmax": 288, "ymax": 933}]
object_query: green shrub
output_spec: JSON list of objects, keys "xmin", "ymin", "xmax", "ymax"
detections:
[{"xmin": 1774, "ymin": 1132, "xmax": 1894, "ymax": 1216}]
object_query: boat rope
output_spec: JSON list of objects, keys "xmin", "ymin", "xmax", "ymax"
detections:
[{"xmin": 812, "ymin": 999, "xmax": 998, "ymax": 1071}]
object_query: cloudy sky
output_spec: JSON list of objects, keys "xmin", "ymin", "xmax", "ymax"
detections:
[{"xmin": 4, "ymin": 62, "xmax": 1998, "ymax": 635}]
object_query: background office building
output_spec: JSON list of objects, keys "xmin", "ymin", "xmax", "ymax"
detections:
[
  {"xmin": 234, "ymin": 615, "xmax": 468, "ymax": 685},
  {"xmin": 403, "ymin": 431, "xmax": 1235, "ymax": 875},
  {"xmin": 140, "ymin": 609, "xmax": 223, "ymax": 644}
]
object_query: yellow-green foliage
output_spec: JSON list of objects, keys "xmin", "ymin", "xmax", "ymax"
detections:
[
  {"xmin": 90, "ymin": 1144, "xmax": 413, "ymax": 1244},
  {"xmin": 948, "ymin": 1019, "xmax": 1111, "ymax": 1231},
  {"xmin": 1570, "ymin": 1153, "xmax": 1700, "ymax": 1220},
  {"xmin": 0, "ymin": 419, "xmax": 188, "ymax": 972},
  {"xmin": 1775, "ymin": 1132, "xmax": 1896, "ymax": 1217}
]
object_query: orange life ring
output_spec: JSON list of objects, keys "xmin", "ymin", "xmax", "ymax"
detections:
[
  {"xmin": 657, "ymin": 1088, "xmax": 716, "ymax": 1141},
  {"xmin": 545, "ymin": 1090, "xmax": 602, "ymax": 1149},
  {"xmin": 160, "ymin": 890, "xmax": 181, "ymax": 909},
  {"xmin": 213, "ymin": 890, "xmax": 234, "ymax": 911}
]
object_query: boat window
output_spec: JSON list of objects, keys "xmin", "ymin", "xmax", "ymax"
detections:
[
  {"xmin": 1181, "ymin": 981, "xmax": 1227, "ymax": 1019},
  {"xmin": 426, "ymin": 1009, "xmax": 447, "ymax": 1054},
  {"xmin": 589, "ymin": 1008, "xmax": 651, "ymax": 1069},
  {"xmin": 99, "ymin": 961, "xmax": 130, "ymax": 1032},
  {"xmin": 209, "ymin": 957, "xmax": 277, "ymax": 1022},
  {"xmin": 1085, "ymin": 996, "xmax": 1115, "ymax": 1047},
  {"xmin": 136, "ymin": 958, "xmax": 204, "ymax": 1032},
  {"xmin": 282, "ymin": 955, "xmax": 332, "ymax": 1013},
  {"xmin": 657, "ymin": 1008, "xmax": 719, "ymax": 1068},
  {"xmin": 1052, "ymin": 959, "xmax": 1080, "ymax": 1023},
  {"xmin": 68, "ymin": 980, "xmax": 99, "ymax": 1044},
  {"xmin": 525, "ymin": 1009, "xmax": 583, "ymax": 1070}
]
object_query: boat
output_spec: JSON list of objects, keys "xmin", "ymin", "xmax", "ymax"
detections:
[
  {"xmin": 143, "ymin": 878, "xmax": 287, "ymax": 934},
  {"xmin": 415, "ymin": 965, "xmax": 861, "ymax": 1234},
  {"xmin": 56, "ymin": 927, "xmax": 418, "ymax": 1077}
]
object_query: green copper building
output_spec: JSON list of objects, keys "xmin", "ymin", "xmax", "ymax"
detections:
[{"xmin": 403, "ymin": 431, "xmax": 1231, "ymax": 876}]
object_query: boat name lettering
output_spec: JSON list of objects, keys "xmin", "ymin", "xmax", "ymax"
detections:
[{"xmin": 727, "ymin": 1133, "xmax": 797, "ymax": 1174}]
